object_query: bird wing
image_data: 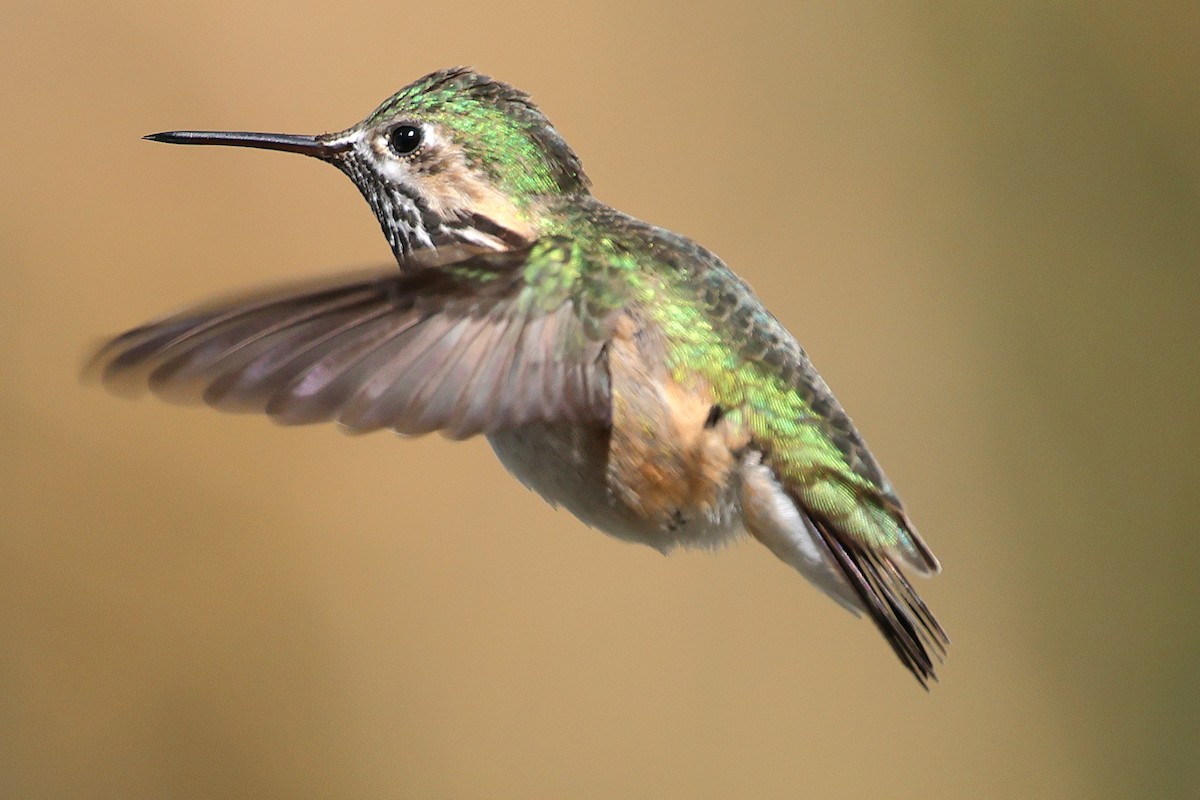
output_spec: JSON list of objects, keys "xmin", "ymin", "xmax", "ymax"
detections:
[{"xmin": 87, "ymin": 239, "xmax": 620, "ymax": 439}]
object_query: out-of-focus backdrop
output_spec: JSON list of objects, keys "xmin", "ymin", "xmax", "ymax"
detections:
[{"xmin": 3, "ymin": 3, "xmax": 1197, "ymax": 798}]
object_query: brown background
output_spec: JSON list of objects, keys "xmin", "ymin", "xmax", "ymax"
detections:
[{"xmin": 3, "ymin": 3, "xmax": 1197, "ymax": 798}]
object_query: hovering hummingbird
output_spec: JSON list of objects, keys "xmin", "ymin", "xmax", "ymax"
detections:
[{"xmin": 91, "ymin": 67, "xmax": 947, "ymax": 684}]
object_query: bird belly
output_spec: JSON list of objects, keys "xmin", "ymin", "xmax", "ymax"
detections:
[
  {"xmin": 486, "ymin": 423, "xmax": 745, "ymax": 551},
  {"xmin": 488, "ymin": 423, "xmax": 863, "ymax": 611}
]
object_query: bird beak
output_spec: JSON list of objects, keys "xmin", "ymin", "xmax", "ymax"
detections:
[{"xmin": 143, "ymin": 130, "xmax": 353, "ymax": 159}]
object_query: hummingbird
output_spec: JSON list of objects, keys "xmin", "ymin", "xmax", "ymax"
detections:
[{"xmin": 91, "ymin": 67, "xmax": 947, "ymax": 685}]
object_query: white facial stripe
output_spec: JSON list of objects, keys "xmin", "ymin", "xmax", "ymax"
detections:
[
  {"xmin": 451, "ymin": 226, "xmax": 507, "ymax": 251},
  {"xmin": 335, "ymin": 122, "xmax": 523, "ymax": 262}
]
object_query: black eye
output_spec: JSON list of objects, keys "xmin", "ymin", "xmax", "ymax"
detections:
[{"xmin": 388, "ymin": 125, "xmax": 422, "ymax": 156}]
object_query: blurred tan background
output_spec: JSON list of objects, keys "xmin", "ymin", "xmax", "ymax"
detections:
[{"xmin": 3, "ymin": 2, "xmax": 1197, "ymax": 798}]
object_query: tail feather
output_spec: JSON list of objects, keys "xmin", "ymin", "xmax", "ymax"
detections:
[{"xmin": 809, "ymin": 514, "xmax": 948, "ymax": 688}]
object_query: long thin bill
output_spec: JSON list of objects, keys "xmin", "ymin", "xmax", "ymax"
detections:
[{"xmin": 143, "ymin": 130, "xmax": 349, "ymax": 158}]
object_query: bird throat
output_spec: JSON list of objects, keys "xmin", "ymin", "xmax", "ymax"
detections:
[{"xmin": 336, "ymin": 154, "xmax": 534, "ymax": 267}]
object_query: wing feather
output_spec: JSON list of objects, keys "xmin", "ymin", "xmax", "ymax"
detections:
[{"xmin": 88, "ymin": 244, "xmax": 617, "ymax": 437}]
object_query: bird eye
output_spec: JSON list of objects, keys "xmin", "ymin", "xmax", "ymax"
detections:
[{"xmin": 387, "ymin": 125, "xmax": 422, "ymax": 156}]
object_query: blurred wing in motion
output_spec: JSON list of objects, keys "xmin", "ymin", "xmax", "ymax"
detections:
[{"xmin": 87, "ymin": 242, "xmax": 614, "ymax": 439}]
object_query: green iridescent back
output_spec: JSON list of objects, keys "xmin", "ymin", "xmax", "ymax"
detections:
[
  {"xmin": 534, "ymin": 197, "xmax": 930, "ymax": 570},
  {"xmin": 655, "ymin": 265, "xmax": 927, "ymax": 566}
]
